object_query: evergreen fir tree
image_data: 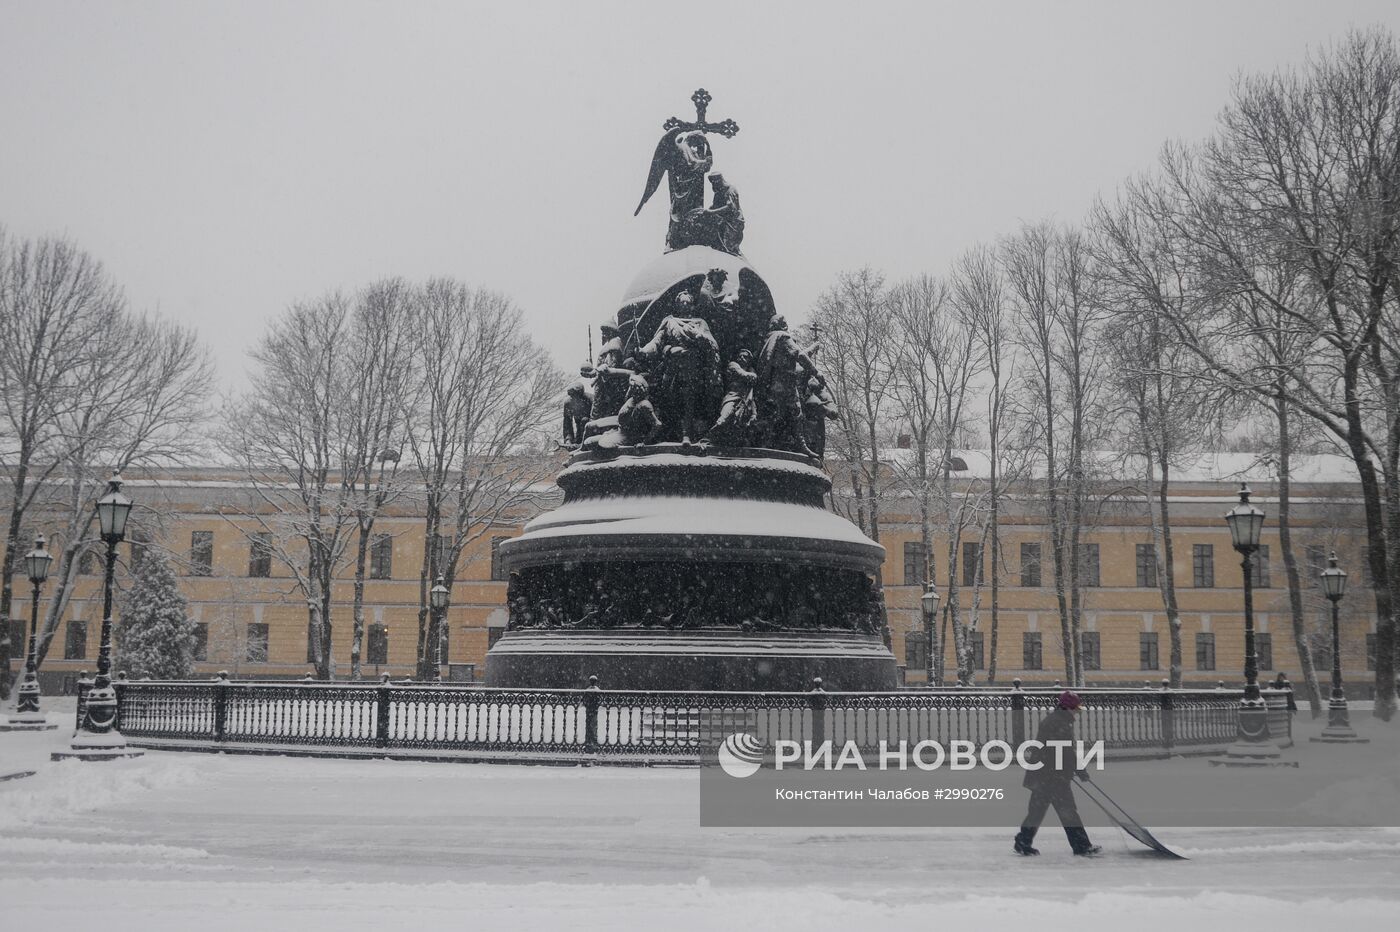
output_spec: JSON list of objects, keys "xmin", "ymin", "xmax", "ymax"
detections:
[{"xmin": 117, "ymin": 547, "xmax": 197, "ymax": 679}]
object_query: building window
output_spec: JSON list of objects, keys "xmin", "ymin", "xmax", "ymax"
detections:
[
  {"xmin": 1304, "ymin": 544, "xmax": 1327, "ymax": 583},
  {"xmin": 370, "ymin": 534, "xmax": 393, "ymax": 580},
  {"xmin": 367, "ymin": 624, "xmax": 389, "ymax": 666},
  {"xmin": 1311, "ymin": 630, "xmax": 1333, "ymax": 675},
  {"xmin": 1080, "ymin": 631, "xmax": 1101, "ymax": 671},
  {"xmin": 79, "ymin": 548, "xmax": 98, "ymax": 576},
  {"xmin": 192, "ymin": 623, "xmax": 208, "ymax": 662},
  {"xmin": 1020, "ymin": 543, "xmax": 1042, "ymax": 588},
  {"xmin": 246, "ymin": 623, "xmax": 269, "ymax": 663},
  {"xmin": 8, "ymin": 619, "xmax": 25, "ymax": 654},
  {"xmin": 968, "ymin": 631, "xmax": 984, "ymax": 670},
  {"xmin": 490, "ymin": 535, "xmax": 510, "ymax": 582},
  {"xmin": 1193, "ymin": 544, "xmax": 1214, "ymax": 588},
  {"xmin": 64, "ymin": 620, "xmax": 88, "ymax": 660},
  {"xmin": 1250, "ymin": 545, "xmax": 1271, "ymax": 588},
  {"xmin": 1256, "ymin": 632, "xmax": 1273, "ymax": 671},
  {"xmin": 962, "ymin": 542, "xmax": 983, "ymax": 588},
  {"xmin": 1023, "ymin": 632, "xmax": 1043, "ymax": 670},
  {"xmin": 904, "ymin": 631, "xmax": 929, "ymax": 670},
  {"xmin": 248, "ymin": 532, "xmax": 272, "ymax": 578},
  {"xmin": 1367, "ymin": 633, "xmax": 1377, "ymax": 671},
  {"xmin": 1140, "ymin": 632, "xmax": 1159, "ymax": 670},
  {"xmin": 1136, "ymin": 543, "xmax": 1157, "ymax": 588},
  {"xmin": 903, "ymin": 541, "xmax": 929, "ymax": 587},
  {"xmin": 189, "ymin": 531, "xmax": 214, "ymax": 576},
  {"xmin": 1196, "ymin": 632, "xmax": 1216, "ymax": 671},
  {"xmin": 1079, "ymin": 544, "xmax": 1100, "ymax": 587}
]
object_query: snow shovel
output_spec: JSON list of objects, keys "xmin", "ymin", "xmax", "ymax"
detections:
[{"xmin": 1078, "ymin": 774, "xmax": 1187, "ymax": 859}]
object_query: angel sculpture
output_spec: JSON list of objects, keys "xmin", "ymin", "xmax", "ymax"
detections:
[{"xmin": 634, "ymin": 89, "xmax": 741, "ymax": 254}]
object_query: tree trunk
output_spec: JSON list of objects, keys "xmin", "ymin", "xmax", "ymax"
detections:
[
  {"xmin": 350, "ymin": 521, "xmax": 372, "ymax": 681},
  {"xmin": 1153, "ymin": 455, "xmax": 1185, "ymax": 688},
  {"xmin": 0, "ymin": 460, "xmax": 29, "ymax": 700},
  {"xmin": 987, "ymin": 411, "xmax": 1001, "ymax": 684},
  {"xmin": 416, "ymin": 496, "xmax": 441, "ymax": 680},
  {"xmin": 1274, "ymin": 396, "xmax": 1323, "ymax": 715}
]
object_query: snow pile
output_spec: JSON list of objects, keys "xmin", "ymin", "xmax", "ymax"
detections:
[{"xmin": 0, "ymin": 754, "xmax": 199, "ymax": 831}]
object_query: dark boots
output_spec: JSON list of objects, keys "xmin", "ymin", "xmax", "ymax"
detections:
[
  {"xmin": 1065, "ymin": 826, "xmax": 1101, "ymax": 856},
  {"xmin": 1016, "ymin": 826, "xmax": 1100, "ymax": 856}
]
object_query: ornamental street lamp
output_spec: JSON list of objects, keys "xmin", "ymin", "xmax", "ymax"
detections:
[
  {"xmin": 921, "ymin": 581, "xmax": 940, "ymax": 687},
  {"xmin": 1313, "ymin": 552, "xmax": 1368, "ymax": 744},
  {"xmin": 54, "ymin": 469, "xmax": 143, "ymax": 760},
  {"xmin": 430, "ymin": 576, "xmax": 449, "ymax": 684},
  {"xmin": 1, "ymin": 536, "xmax": 57, "ymax": 732},
  {"xmin": 1211, "ymin": 484, "xmax": 1292, "ymax": 767}
]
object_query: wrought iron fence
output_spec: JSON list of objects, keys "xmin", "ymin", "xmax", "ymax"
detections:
[{"xmin": 98, "ymin": 673, "xmax": 1294, "ymax": 762}]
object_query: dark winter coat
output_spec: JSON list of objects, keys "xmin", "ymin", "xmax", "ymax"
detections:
[{"xmin": 1022, "ymin": 708, "xmax": 1078, "ymax": 789}]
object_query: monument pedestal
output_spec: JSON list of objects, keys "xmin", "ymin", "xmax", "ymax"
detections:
[{"xmin": 486, "ymin": 448, "xmax": 898, "ymax": 691}]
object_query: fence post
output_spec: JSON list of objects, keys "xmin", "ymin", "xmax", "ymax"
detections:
[
  {"xmin": 809, "ymin": 677, "xmax": 826, "ymax": 747},
  {"xmin": 1011, "ymin": 678, "xmax": 1025, "ymax": 748},
  {"xmin": 113, "ymin": 674, "xmax": 126, "ymax": 732},
  {"xmin": 75, "ymin": 670, "xmax": 92, "ymax": 732},
  {"xmin": 583, "ymin": 674, "xmax": 600, "ymax": 753},
  {"xmin": 1160, "ymin": 680, "xmax": 1175, "ymax": 756},
  {"xmin": 376, "ymin": 672, "xmax": 392, "ymax": 750},
  {"xmin": 213, "ymin": 671, "xmax": 229, "ymax": 743}
]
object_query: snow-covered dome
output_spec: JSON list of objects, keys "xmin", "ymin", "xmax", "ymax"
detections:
[
  {"xmin": 614, "ymin": 245, "xmax": 778, "ymax": 362},
  {"xmin": 619, "ymin": 246, "xmax": 761, "ymax": 310}
]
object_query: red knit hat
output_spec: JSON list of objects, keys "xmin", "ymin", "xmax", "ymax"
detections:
[{"xmin": 1058, "ymin": 690, "xmax": 1082, "ymax": 710}]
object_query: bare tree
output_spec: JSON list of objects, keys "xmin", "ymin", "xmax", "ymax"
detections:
[
  {"xmin": 405, "ymin": 279, "xmax": 562, "ymax": 680},
  {"xmin": 32, "ymin": 314, "xmax": 212, "ymax": 667},
  {"xmin": 340, "ymin": 280, "xmax": 418, "ymax": 680},
  {"xmin": 221, "ymin": 295, "xmax": 356, "ymax": 680},
  {"xmin": 952, "ymin": 245, "xmax": 1020, "ymax": 683},
  {"xmin": 1092, "ymin": 180, "xmax": 1237, "ymax": 688},
  {"xmin": 1002, "ymin": 223, "xmax": 1109, "ymax": 686},
  {"xmin": 1151, "ymin": 29, "xmax": 1400, "ymax": 717},
  {"xmin": 0, "ymin": 236, "xmax": 208, "ymax": 691},
  {"xmin": 811, "ymin": 268, "xmax": 897, "ymax": 543}
]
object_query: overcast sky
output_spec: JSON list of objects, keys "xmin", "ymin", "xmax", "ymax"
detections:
[{"xmin": 2, "ymin": 1, "xmax": 1397, "ymax": 391}]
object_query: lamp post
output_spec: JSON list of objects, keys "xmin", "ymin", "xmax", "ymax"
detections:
[
  {"xmin": 1313, "ymin": 552, "xmax": 1368, "ymax": 744},
  {"xmin": 1, "ymin": 535, "xmax": 57, "ymax": 731},
  {"xmin": 430, "ymin": 576, "xmax": 449, "ymax": 684},
  {"xmin": 921, "ymin": 581, "xmax": 940, "ymax": 687},
  {"xmin": 54, "ymin": 469, "xmax": 143, "ymax": 760},
  {"xmin": 1211, "ymin": 484, "xmax": 1292, "ymax": 767}
]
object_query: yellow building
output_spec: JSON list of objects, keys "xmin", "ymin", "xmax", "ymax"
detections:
[{"xmin": 5, "ymin": 455, "xmax": 1383, "ymax": 694}]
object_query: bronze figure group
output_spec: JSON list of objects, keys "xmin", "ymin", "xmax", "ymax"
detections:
[{"xmin": 563, "ymin": 303, "xmax": 833, "ymax": 456}]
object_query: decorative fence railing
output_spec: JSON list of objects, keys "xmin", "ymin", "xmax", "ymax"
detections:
[{"xmin": 93, "ymin": 674, "xmax": 1294, "ymax": 763}]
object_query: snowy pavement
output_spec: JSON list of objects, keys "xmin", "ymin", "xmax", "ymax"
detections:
[{"xmin": 2, "ymin": 704, "xmax": 1398, "ymax": 931}]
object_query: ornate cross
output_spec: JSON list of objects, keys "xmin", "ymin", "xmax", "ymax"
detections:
[{"xmin": 662, "ymin": 88, "xmax": 740, "ymax": 138}]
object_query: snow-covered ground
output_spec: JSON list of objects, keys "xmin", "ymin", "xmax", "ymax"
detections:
[{"xmin": 2, "ymin": 703, "xmax": 1397, "ymax": 931}]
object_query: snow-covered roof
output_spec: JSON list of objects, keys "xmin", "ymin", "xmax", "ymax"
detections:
[{"xmin": 875, "ymin": 449, "xmax": 1360, "ymax": 486}]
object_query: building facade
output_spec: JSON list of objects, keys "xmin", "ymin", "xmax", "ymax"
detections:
[{"xmin": 4, "ymin": 456, "xmax": 1384, "ymax": 694}]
